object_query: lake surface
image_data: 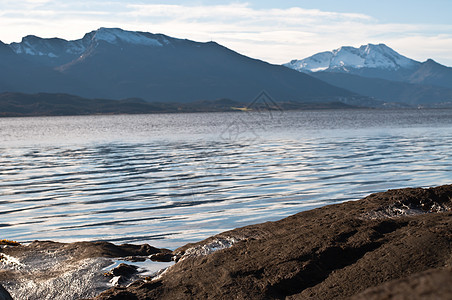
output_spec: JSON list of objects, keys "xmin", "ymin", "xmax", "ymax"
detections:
[{"xmin": 1, "ymin": 109, "xmax": 451, "ymax": 249}]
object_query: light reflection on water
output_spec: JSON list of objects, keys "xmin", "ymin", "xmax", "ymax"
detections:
[{"xmin": 0, "ymin": 109, "xmax": 451, "ymax": 249}]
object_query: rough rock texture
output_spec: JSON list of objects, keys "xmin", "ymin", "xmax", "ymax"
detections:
[
  {"xmin": 95, "ymin": 185, "xmax": 452, "ymax": 300},
  {"xmin": 0, "ymin": 241, "xmax": 172, "ymax": 299},
  {"xmin": 0, "ymin": 241, "xmax": 169, "ymax": 282},
  {"xmin": 1, "ymin": 241, "xmax": 166, "ymax": 261},
  {"xmin": 351, "ymin": 267, "xmax": 452, "ymax": 300}
]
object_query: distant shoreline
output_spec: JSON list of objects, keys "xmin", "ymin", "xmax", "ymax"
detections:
[
  {"xmin": 4, "ymin": 91, "xmax": 452, "ymax": 119},
  {"xmin": 0, "ymin": 91, "xmax": 374, "ymax": 118}
]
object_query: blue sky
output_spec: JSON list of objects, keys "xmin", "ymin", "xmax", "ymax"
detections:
[{"xmin": 1, "ymin": 0, "xmax": 451, "ymax": 65}]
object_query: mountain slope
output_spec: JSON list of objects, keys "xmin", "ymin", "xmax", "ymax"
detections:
[
  {"xmin": 0, "ymin": 40, "xmax": 84, "ymax": 95},
  {"xmin": 285, "ymin": 44, "xmax": 452, "ymax": 88},
  {"xmin": 0, "ymin": 28, "xmax": 364, "ymax": 104},
  {"xmin": 409, "ymin": 59, "xmax": 452, "ymax": 88},
  {"xmin": 285, "ymin": 44, "xmax": 452, "ymax": 105},
  {"xmin": 312, "ymin": 72, "xmax": 452, "ymax": 106}
]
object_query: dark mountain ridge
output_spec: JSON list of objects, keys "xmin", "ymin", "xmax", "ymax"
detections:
[{"xmin": 0, "ymin": 28, "xmax": 366, "ymax": 105}]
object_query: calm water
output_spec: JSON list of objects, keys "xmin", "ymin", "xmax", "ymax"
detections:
[{"xmin": 1, "ymin": 109, "xmax": 451, "ymax": 249}]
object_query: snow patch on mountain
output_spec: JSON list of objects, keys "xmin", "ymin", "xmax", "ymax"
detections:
[
  {"xmin": 89, "ymin": 28, "xmax": 162, "ymax": 47},
  {"xmin": 288, "ymin": 52, "xmax": 333, "ymax": 72},
  {"xmin": 285, "ymin": 44, "xmax": 419, "ymax": 73},
  {"xmin": 8, "ymin": 28, "xmax": 163, "ymax": 58},
  {"xmin": 65, "ymin": 41, "xmax": 88, "ymax": 55},
  {"xmin": 10, "ymin": 35, "xmax": 89, "ymax": 58}
]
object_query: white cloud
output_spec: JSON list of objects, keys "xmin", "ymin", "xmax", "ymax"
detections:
[
  {"xmin": 388, "ymin": 34, "xmax": 452, "ymax": 63},
  {"xmin": 0, "ymin": 2, "xmax": 451, "ymax": 66}
]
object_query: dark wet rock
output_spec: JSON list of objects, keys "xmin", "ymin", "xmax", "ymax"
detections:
[
  {"xmin": 124, "ymin": 256, "xmax": 147, "ymax": 262},
  {"xmin": 110, "ymin": 263, "xmax": 138, "ymax": 277},
  {"xmin": 104, "ymin": 263, "xmax": 140, "ymax": 286},
  {"xmin": 0, "ymin": 284, "xmax": 13, "ymax": 300},
  {"xmin": 149, "ymin": 253, "xmax": 173, "ymax": 263},
  {"xmin": 1, "ymin": 241, "xmax": 169, "ymax": 262},
  {"xmin": 94, "ymin": 184, "xmax": 452, "ymax": 300}
]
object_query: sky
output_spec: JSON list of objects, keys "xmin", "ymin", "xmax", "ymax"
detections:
[{"xmin": 1, "ymin": 0, "xmax": 452, "ymax": 66}]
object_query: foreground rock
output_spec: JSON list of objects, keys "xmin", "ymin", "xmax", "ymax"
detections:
[
  {"xmin": 1, "ymin": 241, "xmax": 166, "ymax": 263},
  {"xmin": 351, "ymin": 267, "xmax": 452, "ymax": 300},
  {"xmin": 0, "ymin": 241, "xmax": 171, "ymax": 299},
  {"xmin": 95, "ymin": 185, "xmax": 452, "ymax": 299}
]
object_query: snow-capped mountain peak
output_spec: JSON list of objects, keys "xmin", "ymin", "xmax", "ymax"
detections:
[
  {"xmin": 86, "ymin": 28, "xmax": 163, "ymax": 47},
  {"xmin": 285, "ymin": 43, "xmax": 420, "ymax": 73}
]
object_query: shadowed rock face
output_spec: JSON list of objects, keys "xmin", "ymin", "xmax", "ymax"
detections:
[
  {"xmin": 94, "ymin": 185, "xmax": 452, "ymax": 300},
  {"xmin": 0, "ymin": 283, "xmax": 13, "ymax": 300}
]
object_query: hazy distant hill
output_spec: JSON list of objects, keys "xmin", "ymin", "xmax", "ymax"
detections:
[
  {"xmin": 285, "ymin": 44, "xmax": 452, "ymax": 106},
  {"xmin": 408, "ymin": 59, "xmax": 452, "ymax": 88},
  {"xmin": 0, "ymin": 28, "xmax": 367, "ymax": 106},
  {"xmin": 312, "ymin": 72, "xmax": 452, "ymax": 106},
  {"xmin": 0, "ymin": 92, "xmax": 360, "ymax": 117}
]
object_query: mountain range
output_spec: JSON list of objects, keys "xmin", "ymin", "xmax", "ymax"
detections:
[
  {"xmin": 1, "ymin": 28, "xmax": 451, "ymax": 113},
  {"xmin": 0, "ymin": 27, "xmax": 364, "ymax": 106},
  {"xmin": 284, "ymin": 44, "xmax": 452, "ymax": 106}
]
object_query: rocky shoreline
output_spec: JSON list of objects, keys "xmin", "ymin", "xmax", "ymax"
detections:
[{"xmin": 1, "ymin": 185, "xmax": 451, "ymax": 299}]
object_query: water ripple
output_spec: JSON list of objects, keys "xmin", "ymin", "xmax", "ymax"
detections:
[{"xmin": 1, "ymin": 110, "xmax": 452, "ymax": 248}]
